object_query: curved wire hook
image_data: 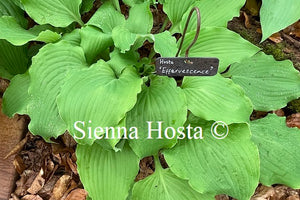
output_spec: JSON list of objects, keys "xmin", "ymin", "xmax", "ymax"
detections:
[{"xmin": 175, "ymin": 7, "xmax": 201, "ymax": 57}]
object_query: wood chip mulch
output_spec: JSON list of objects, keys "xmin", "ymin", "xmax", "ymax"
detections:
[{"xmin": 8, "ymin": 133, "xmax": 87, "ymax": 200}]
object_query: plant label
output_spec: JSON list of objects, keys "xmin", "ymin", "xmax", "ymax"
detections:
[{"xmin": 155, "ymin": 57, "xmax": 219, "ymax": 76}]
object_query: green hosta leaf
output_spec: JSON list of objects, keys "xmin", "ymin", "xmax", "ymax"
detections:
[
  {"xmin": 80, "ymin": 0, "xmax": 94, "ymax": 14},
  {"xmin": 132, "ymin": 165, "xmax": 213, "ymax": 200},
  {"xmin": 0, "ymin": 0, "xmax": 27, "ymax": 28},
  {"xmin": 57, "ymin": 61, "xmax": 142, "ymax": 145},
  {"xmin": 80, "ymin": 26, "xmax": 113, "ymax": 64},
  {"xmin": 180, "ymin": 27, "xmax": 260, "ymax": 72},
  {"xmin": 77, "ymin": 142, "xmax": 139, "ymax": 200},
  {"xmin": 109, "ymin": 0, "xmax": 121, "ymax": 11},
  {"xmin": 111, "ymin": 2, "xmax": 153, "ymax": 52},
  {"xmin": 164, "ymin": 118, "xmax": 260, "ymax": 200},
  {"xmin": 21, "ymin": 0, "xmax": 83, "ymax": 27},
  {"xmin": 88, "ymin": 2, "xmax": 125, "ymax": 33},
  {"xmin": 112, "ymin": 25, "xmax": 154, "ymax": 53},
  {"xmin": 251, "ymin": 114, "xmax": 300, "ymax": 188},
  {"xmin": 62, "ymin": 29, "xmax": 81, "ymax": 46},
  {"xmin": 123, "ymin": 0, "xmax": 146, "ymax": 7},
  {"xmin": 0, "ymin": 16, "xmax": 61, "ymax": 46},
  {"xmin": 154, "ymin": 31, "xmax": 177, "ymax": 57},
  {"xmin": 260, "ymin": 0, "xmax": 300, "ymax": 41},
  {"xmin": 108, "ymin": 48, "xmax": 140, "ymax": 75},
  {"xmin": 126, "ymin": 76, "xmax": 187, "ymax": 158},
  {"xmin": 224, "ymin": 52, "xmax": 300, "ymax": 111},
  {"xmin": 125, "ymin": 1, "xmax": 153, "ymax": 34},
  {"xmin": 182, "ymin": 74, "xmax": 253, "ymax": 124},
  {"xmin": 95, "ymin": 118, "xmax": 126, "ymax": 151},
  {"xmin": 28, "ymin": 41, "xmax": 87, "ymax": 141},
  {"xmin": 2, "ymin": 72, "xmax": 29, "ymax": 117},
  {"xmin": 11, "ymin": 0, "xmax": 24, "ymax": 10},
  {"xmin": 163, "ymin": 0, "xmax": 195, "ymax": 33},
  {"xmin": 0, "ymin": 39, "xmax": 28, "ymax": 80},
  {"xmin": 181, "ymin": 0, "xmax": 245, "ymax": 33}
]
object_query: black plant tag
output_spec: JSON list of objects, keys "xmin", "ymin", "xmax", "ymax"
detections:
[{"xmin": 155, "ymin": 57, "xmax": 219, "ymax": 77}]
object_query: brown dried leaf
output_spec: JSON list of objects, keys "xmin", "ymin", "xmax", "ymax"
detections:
[
  {"xmin": 268, "ymin": 32, "xmax": 283, "ymax": 43},
  {"xmin": 15, "ymin": 170, "xmax": 36, "ymax": 196},
  {"xmin": 51, "ymin": 143, "xmax": 67, "ymax": 154},
  {"xmin": 286, "ymin": 113, "xmax": 300, "ymax": 128},
  {"xmin": 61, "ymin": 132, "xmax": 77, "ymax": 148},
  {"xmin": 9, "ymin": 193, "xmax": 20, "ymax": 200},
  {"xmin": 272, "ymin": 185, "xmax": 289, "ymax": 200},
  {"xmin": 27, "ymin": 168, "xmax": 45, "ymax": 194},
  {"xmin": 0, "ymin": 78, "xmax": 9, "ymax": 93},
  {"xmin": 251, "ymin": 185, "xmax": 275, "ymax": 200},
  {"xmin": 284, "ymin": 21, "xmax": 300, "ymax": 38},
  {"xmin": 37, "ymin": 175, "xmax": 60, "ymax": 199},
  {"xmin": 21, "ymin": 194, "xmax": 43, "ymax": 200},
  {"xmin": 243, "ymin": 11, "xmax": 251, "ymax": 29},
  {"xmin": 49, "ymin": 175, "xmax": 71, "ymax": 200},
  {"xmin": 215, "ymin": 194, "xmax": 230, "ymax": 200},
  {"xmin": 14, "ymin": 155, "xmax": 26, "ymax": 175},
  {"xmin": 61, "ymin": 180, "xmax": 79, "ymax": 200},
  {"xmin": 256, "ymin": 28, "xmax": 262, "ymax": 34},
  {"xmin": 5, "ymin": 135, "xmax": 28, "ymax": 159},
  {"xmin": 244, "ymin": 0, "xmax": 260, "ymax": 16},
  {"xmin": 65, "ymin": 189, "xmax": 87, "ymax": 200},
  {"xmin": 286, "ymin": 195, "xmax": 300, "ymax": 200},
  {"xmin": 273, "ymin": 109, "xmax": 285, "ymax": 117},
  {"xmin": 66, "ymin": 156, "xmax": 78, "ymax": 175}
]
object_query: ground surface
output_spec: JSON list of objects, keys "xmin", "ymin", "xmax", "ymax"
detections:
[{"xmin": 1, "ymin": 1, "xmax": 300, "ymax": 200}]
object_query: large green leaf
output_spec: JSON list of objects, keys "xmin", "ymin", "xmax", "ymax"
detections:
[
  {"xmin": 108, "ymin": 48, "xmax": 140, "ymax": 75},
  {"xmin": 11, "ymin": 0, "xmax": 24, "ymax": 10},
  {"xmin": 251, "ymin": 114, "xmax": 300, "ymax": 188},
  {"xmin": 95, "ymin": 118, "xmax": 126, "ymax": 151},
  {"xmin": 0, "ymin": 39, "xmax": 28, "ymax": 80},
  {"xmin": 132, "ymin": 158, "xmax": 213, "ymax": 200},
  {"xmin": 111, "ymin": 2, "xmax": 153, "ymax": 52},
  {"xmin": 77, "ymin": 142, "xmax": 139, "ymax": 200},
  {"xmin": 21, "ymin": 0, "xmax": 83, "ymax": 27},
  {"xmin": 164, "ymin": 117, "xmax": 260, "ymax": 200},
  {"xmin": 125, "ymin": 1, "xmax": 153, "ymax": 34},
  {"xmin": 163, "ymin": 0, "xmax": 195, "ymax": 33},
  {"xmin": 260, "ymin": 0, "xmax": 300, "ymax": 41},
  {"xmin": 180, "ymin": 27, "xmax": 260, "ymax": 72},
  {"xmin": 88, "ymin": 2, "xmax": 125, "ymax": 33},
  {"xmin": 112, "ymin": 25, "xmax": 154, "ymax": 53},
  {"xmin": 182, "ymin": 74, "xmax": 253, "ymax": 124},
  {"xmin": 2, "ymin": 72, "xmax": 29, "ymax": 117},
  {"xmin": 122, "ymin": 0, "xmax": 149, "ymax": 7},
  {"xmin": 224, "ymin": 52, "xmax": 300, "ymax": 111},
  {"xmin": 80, "ymin": 25, "xmax": 113, "ymax": 64},
  {"xmin": 153, "ymin": 31, "xmax": 177, "ymax": 57},
  {"xmin": 0, "ymin": 0, "xmax": 27, "ymax": 28},
  {"xmin": 61, "ymin": 29, "xmax": 81, "ymax": 46},
  {"xmin": 126, "ymin": 76, "xmax": 187, "ymax": 158},
  {"xmin": 28, "ymin": 41, "xmax": 87, "ymax": 141},
  {"xmin": 57, "ymin": 61, "xmax": 142, "ymax": 145},
  {"xmin": 0, "ymin": 16, "xmax": 61, "ymax": 46},
  {"xmin": 181, "ymin": 0, "xmax": 245, "ymax": 33}
]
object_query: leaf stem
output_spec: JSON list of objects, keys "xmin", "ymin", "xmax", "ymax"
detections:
[
  {"xmin": 149, "ymin": 48, "xmax": 157, "ymax": 60},
  {"xmin": 159, "ymin": 17, "xmax": 170, "ymax": 33},
  {"xmin": 154, "ymin": 154, "xmax": 163, "ymax": 171}
]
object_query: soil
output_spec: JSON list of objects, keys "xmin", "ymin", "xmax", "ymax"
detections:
[{"xmin": 1, "ymin": 1, "xmax": 300, "ymax": 200}]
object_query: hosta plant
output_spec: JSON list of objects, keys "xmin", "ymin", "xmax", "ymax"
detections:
[{"xmin": 1, "ymin": 0, "xmax": 300, "ymax": 200}]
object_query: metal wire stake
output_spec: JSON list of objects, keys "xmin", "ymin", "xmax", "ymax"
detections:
[{"xmin": 175, "ymin": 7, "xmax": 201, "ymax": 57}]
